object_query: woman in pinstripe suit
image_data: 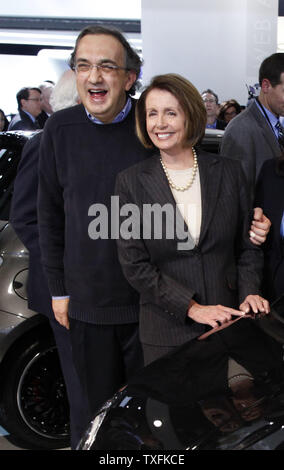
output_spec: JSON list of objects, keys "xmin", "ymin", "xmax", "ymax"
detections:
[{"xmin": 115, "ymin": 74, "xmax": 269, "ymax": 365}]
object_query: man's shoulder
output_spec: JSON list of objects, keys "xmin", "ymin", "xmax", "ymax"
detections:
[
  {"xmin": 8, "ymin": 113, "xmax": 25, "ymax": 130},
  {"xmin": 45, "ymin": 104, "xmax": 86, "ymax": 129},
  {"xmin": 224, "ymin": 101, "xmax": 261, "ymax": 134}
]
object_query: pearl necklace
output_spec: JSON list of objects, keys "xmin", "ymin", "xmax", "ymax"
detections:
[{"xmin": 160, "ymin": 147, "xmax": 198, "ymax": 192}]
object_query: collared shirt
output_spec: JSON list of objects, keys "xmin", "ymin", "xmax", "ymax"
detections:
[
  {"xmin": 86, "ymin": 96, "xmax": 132, "ymax": 125},
  {"xmin": 206, "ymin": 121, "xmax": 217, "ymax": 129},
  {"xmin": 52, "ymin": 97, "xmax": 132, "ymax": 301},
  {"xmin": 255, "ymin": 99, "xmax": 279, "ymax": 139},
  {"xmin": 22, "ymin": 110, "xmax": 37, "ymax": 123}
]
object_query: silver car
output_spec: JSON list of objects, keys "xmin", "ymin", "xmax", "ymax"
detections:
[{"xmin": 0, "ymin": 131, "xmax": 69, "ymax": 449}]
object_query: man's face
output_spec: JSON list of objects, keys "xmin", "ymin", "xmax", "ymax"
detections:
[
  {"xmin": 202, "ymin": 93, "xmax": 218, "ymax": 119},
  {"xmin": 75, "ymin": 34, "xmax": 136, "ymax": 123},
  {"xmin": 21, "ymin": 89, "xmax": 42, "ymax": 117},
  {"xmin": 265, "ymin": 73, "xmax": 284, "ymax": 117}
]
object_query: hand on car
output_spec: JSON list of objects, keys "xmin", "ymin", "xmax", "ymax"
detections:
[
  {"xmin": 249, "ymin": 207, "xmax": 271, "ymax": 246},
  {"xmin": 239, "ymin": 294, "xmax": 270, "ymax": 315},
  {"xmin": 52, "ymin": 297, "xmax": 70, "ymax": 329},
  {"xmin": 187, "ymin": 300, "xmax": 245, "ymax": 328}
]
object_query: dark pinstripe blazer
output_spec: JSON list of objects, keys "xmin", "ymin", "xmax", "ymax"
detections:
[{"xmin": 115, "ymin": 149, "xmax": 263, "ymax": 347}]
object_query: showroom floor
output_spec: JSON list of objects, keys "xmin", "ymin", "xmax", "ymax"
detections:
[
  {"xmin": 0, "ymin": 425, "xmax": 70, "ymax": 450},
  {"xmin": 0, "ymin": 426, "xmax": 21, "ymax": 450}
]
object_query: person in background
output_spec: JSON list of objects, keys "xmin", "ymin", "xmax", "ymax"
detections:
[
  {"xmin": 221, "ymin": 53, "xmax": 284, "ymax": 198},
  {"xmin": 37, "ymin": 81, "xmax": 55, "ymax": 128},
  {"xmin": 49, "ymin": 71, "xmax": 79, "ymax": 111},
  {"xmin": 8, "ymin": 87, "xmax": 42, "ymax": 131},
  {"xmin": 201, "ymin": 89, "xmax": 226, "ymax": 130},
  {"xmin": 115, "ymin": 73, "xmax": 268, "ymax": 365},
  {"xmin": 218, "ymin": 99, "xmax": 242, "ymax": 126},
  {"xmin": 10, "ymin": 70, "xmax": 86, "ymax": 449},
  {"xmin": 0, "ymin": 109, "xmax": 9, "ymax": 131},
  {"xmin": 254, "ymin": 154, "xmax": 284, "ymax": 302}
]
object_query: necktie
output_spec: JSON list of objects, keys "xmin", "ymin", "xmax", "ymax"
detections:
[{"xmin": 275, "ymin": 121, "xmax": 284, "ymax": 148}]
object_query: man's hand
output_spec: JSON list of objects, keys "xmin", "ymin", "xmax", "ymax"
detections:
[
  {"xmin": 249, "ymin": 207, "xmax": 271, "ymax": 245},
  {"xmin": 52, "ymin": 297, "xmax": 70, "ymax": 329}
]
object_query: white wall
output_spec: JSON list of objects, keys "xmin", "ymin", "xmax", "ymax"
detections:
[
  {"xmin": 141, "ymin": 0, "xmax": 278, "ymax": 105},
  {"xmin": 0, "ymin": 0, "xmax": 141, "ymax": 19}
]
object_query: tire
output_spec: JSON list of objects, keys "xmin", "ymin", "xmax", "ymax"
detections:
[{"xmin": 0, "ymin": 328, "xmax": 70, "ymax": 449}]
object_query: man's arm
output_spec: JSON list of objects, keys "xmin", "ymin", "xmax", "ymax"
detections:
[
  {"xmin": 10, "ymin": 133, "xmax": 42, "ymax": 253},
  {"xmin": 221, "ymin": 121, "xmax": 271, "ymax": 245}
]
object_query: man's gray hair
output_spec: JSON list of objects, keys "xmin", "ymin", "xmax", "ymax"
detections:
[{"xmin": 50, "ymin": 70, "xmax": 79, "ymax": 112}]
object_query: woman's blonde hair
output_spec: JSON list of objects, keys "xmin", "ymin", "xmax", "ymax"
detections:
[{"xmin": 136, "ymin": 73, "xmax": 207, "ymax": 148}]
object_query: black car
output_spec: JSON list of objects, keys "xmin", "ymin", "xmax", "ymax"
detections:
[{"xmin": 78, "ymin": 296, "xmax": 284, "ymax": 451}]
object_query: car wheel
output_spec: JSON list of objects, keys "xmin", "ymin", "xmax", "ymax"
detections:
[{"xmin": 0, "ymin": 329, "xmax": 70, "ymax": 449}]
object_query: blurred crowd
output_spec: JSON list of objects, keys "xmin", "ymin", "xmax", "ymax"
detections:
[{"xmin": 0, "ymin": 79, "xmax": 250, "ymax": 134}]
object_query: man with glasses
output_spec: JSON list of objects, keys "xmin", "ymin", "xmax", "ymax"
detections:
[
  {"xmin": 201, "ymin": 89, "xmax": 226, "ymax": 130},
  {"xmin": 38, "ymin": 26, "xmax": 150, "ymax": 427},
  {"xmin": 8, "ymin": 87, "xmax": 42, "ymax": 130}
]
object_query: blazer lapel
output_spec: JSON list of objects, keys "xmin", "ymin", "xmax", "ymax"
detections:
[
  {"xmin": 197, "ymin": 150, "xmax": 222, "ymax": 246},
  {"xmin": 138, "ymin": 151, "xmax": 222, "ymax": 249},
  {"xmin": 138, "ymin": 154, "xmax": 177, "ymax": 207},
  {"xmin": 138, "ymin": 155, "xmax": 195, "ymax": 249},
  {"xmin": 250, "ymin": 102, "xmax": 281, "ymax": 157}
]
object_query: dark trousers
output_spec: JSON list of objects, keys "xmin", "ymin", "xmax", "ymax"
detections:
[
  {"xmin": 49, "ymin": 317, "xmax": 89, "ymax": 449},
  {"xmin": 69, "ymin": 319, "xmax": 144, "ymax": 423},
  {"xmin": 142, "ymin": 343, "xmax": 177, "ymax": 366}
]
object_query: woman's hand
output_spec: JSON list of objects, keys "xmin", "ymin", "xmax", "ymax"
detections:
[
  {"xmin": 239, "ymin": 295, "xmax": 270, "ymax": 315},
  {"xmin": 187, "ymin": 300, "xmax": 245, "ymax": 328}
]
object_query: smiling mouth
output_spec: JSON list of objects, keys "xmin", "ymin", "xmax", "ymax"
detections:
[
  {"xmin": 156, "ymin": 133, "xmax": 174, "ymax": 139},
  {"xmin": 89, "ymin": 89, "xmax": 108, "ymax": 100}
]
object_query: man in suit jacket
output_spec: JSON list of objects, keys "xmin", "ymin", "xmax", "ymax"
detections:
[
  {"xmin": 255, "ymin": 158, "xmax": 284, "ymax": 302},
  {"xmin": 220, "ymin": 53, "xmax": 284, "ymax": 197},
  {"xmin": 8, "ymin": 87, "xmax": 42, "ymax": 131}
]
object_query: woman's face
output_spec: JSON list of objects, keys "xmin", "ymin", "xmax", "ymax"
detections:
[
  {"xmin": 224, "ymin": 105, "xmax": 237, "ymax": 123},
  {"xmin": 0, "ymin": 112, "xmax": 5, "ymax": 131},
  {"xmin": 145, "ymin": 88, "xmax": 186, "ymax": 156}
]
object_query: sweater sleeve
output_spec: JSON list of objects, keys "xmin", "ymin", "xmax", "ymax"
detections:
[{"xmin": 38, "ymin": 122, "xmax": 68, "ymax": 297}]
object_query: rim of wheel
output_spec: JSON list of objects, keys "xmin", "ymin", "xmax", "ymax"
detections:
[{"xmin": 16, "ymin": 345, "xmax": 70, "ymax": 440}]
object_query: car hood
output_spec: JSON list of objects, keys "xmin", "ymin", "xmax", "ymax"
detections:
[{"xmin": 79, "ymin": 296, "xmax": 284, "ymax": 451}]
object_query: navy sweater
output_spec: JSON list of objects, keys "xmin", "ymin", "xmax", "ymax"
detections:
[{"xmin": 38, "ymin": 102, "xmax": 151, "ymax": 324}]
